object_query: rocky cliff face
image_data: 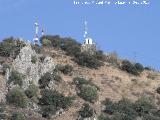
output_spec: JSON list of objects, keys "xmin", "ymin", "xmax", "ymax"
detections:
[
  {"xmin": 0, "ymin": 75, "xmax": 6, "ymax": 102},
  {"xmin": 11, "ymin": 43, "xmax": 55, "ymax": 89}
]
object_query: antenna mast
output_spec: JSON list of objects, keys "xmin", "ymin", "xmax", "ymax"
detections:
[
  {"xmin": 34, "ymin": 19, "xmax": 39, "ymax": 45},
  {"xmin": 84, "ymin": 21, "xmax": 88, "ymax": 38}
]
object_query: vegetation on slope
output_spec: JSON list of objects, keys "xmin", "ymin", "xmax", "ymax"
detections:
[
  {"xmin": 0, "ymin": 37, "xmax": 25, "ymax": 58},
  {"xmin": 40, "ymin": 35, "xmax": 105, "ymax": 69},
  {"xmin": 6, "ymin": 87, "xmax": 28, "ymax": 108},
  {"xmin": 73, "ymin": 77, "xmax": 99, "ymax": 103},
  {"xmin": 0, "ymin": 35, "xmax": 158, "ymax": 120},
  {"xmin": 39, "ymin": 89, "xmax": 74, "ymax": 118},
  {"xmin": 121, "ymin": 60, "xmax": 144, "ymax": 76},
  {"xmin": 100, "ymin": 97, "xmax": 160, "ymax": 120}
]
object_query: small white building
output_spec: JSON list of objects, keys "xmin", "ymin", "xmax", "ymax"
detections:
[{"xmin": 81, "ymin": 21, "xmax": 96, "ymax": 54}]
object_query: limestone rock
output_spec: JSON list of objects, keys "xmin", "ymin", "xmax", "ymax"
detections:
[{"xmin": 12, "ymin": 43, "xmax": 55, "ymax": 89}]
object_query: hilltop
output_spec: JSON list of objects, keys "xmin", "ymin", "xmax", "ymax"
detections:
[{"xmin": 0, "ymin": 36, "xmax": 160, "ymax": 120}]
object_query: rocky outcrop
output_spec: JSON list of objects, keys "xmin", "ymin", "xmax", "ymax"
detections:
[
  {"xmin": 11, "ymin": 42, "xmax": 55, "ymax": 89},
  {"xmin": 0, "ymin": 75, "xmax": 7, "ymax": 102}
]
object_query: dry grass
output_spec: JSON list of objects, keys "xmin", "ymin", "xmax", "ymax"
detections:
[{"xmin": 1, "ymin": 48, "xmax": 160, "ymax": 120}]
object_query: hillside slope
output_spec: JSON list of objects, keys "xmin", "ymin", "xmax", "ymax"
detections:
[
  {"xmin": 41, "ymin": 48, "xmax": 160, "ymax": 120},
  {"xmin": 0, "ymin": 37, "xmax": 160, "ymax": 120}
]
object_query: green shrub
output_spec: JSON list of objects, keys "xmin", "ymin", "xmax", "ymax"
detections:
[
  {"xmin": 39, "ymin": 89, "xmax": 74, "ymax": 110},
  {"xmin": 40, "ymin": 35, "xmax": 62, "ymax": 48},
  {"xmin": 41, "ymin": 35, "xmax": 104, "ymax": 69},
  {"xmin": 121, "ymin": 60, "xmax": 139, "ymax": 75},
  {"xmin": 74, "ymin": 77, "xmax": 91, "ymax": 87},
  {"xmin": 111, "ymin": 112, "xmax": 134, "ymax": 120},
  {"xmin": 0, "ymin": 37, "xmax": 25, "ymax": 58},
  {"xmin": 115, "ymin": 98, "xmax": 137, "ymax": 119},
  {"xmin": 75, "ymin": 52, "xmax": 103, "ymax": 69},
  {"xmin": 58, "ymin": 64, "xmax": 73, "ymax": 75},
  {"xmin": 135, "ymin": 63, "xmax": 144, "ymax": 73},
  {"xmin": 0, "ymin": 103, "xmax": 5, "ymax": 113},
  {"xmin": 31, "ymin": 56, "xmax": 37, "ymax": 64},
  {"xmin": 0, "ymin": 114, "xmax": 8, "ymax": 120},
  {"xmin": 144, "ymin": 66, "xmax": 153, "ymax": 71},
  {"xmin": 0, "ymin": 103, "xmax": 8, "ymax": 120},
  {"xmin": 25, "ymin": 84, "xmax": 38, "ymax": 98},
  {"xmin": 61, "ymin": 38, "xmax": 81, "ymax": 56},
  {"xmin": 6, "ymin": 88, "xmax": 27, "ymax": 108},
  {"xmin": 103, "ymin": 98, "xmax": 137, "ymax": 119},
  {"xmin": 134, "ymin": 97, "xmax": 154, "ymax": 116},
  {"xmin": 52, "ymin": 72, "xmax": 62, "ymax": 82},
  {"xmin": 0, "ymin": 37, "xmax": 17, "ymax": 57},
  {"xmin": 61, "ymin": 38, "xmax": 103, "ymax": 69},
  {"xmin": 142, "ymin": 114, "xmax": 160, "ymax": 120},
  {"xmin": 103, "ymin": 98, "xmax": 116, "ymax": 114},
  {"xmin": 101, "ymin": 97, "xmax": 160, "ymax": 120},
  {"xmin": 41, "ymin": 105, "xmax": 57, "ymax": 118},
  {"xmin": 73, "ymin": 77, "xmax": 99, "ymax": 90},
  {"xmin": 39, "ymin": 89, "xmax": 74, "ymax": 118},
  {"xmin": 39, "ymin": 72, "xmax": 52, "ymax": 88},
  {"xmin": 73, "ymin": 77, "xmax": 99, "ymax": 102},
  {"xmin": 78, "ymin": 84, "xmax": 98, "ymax": 103},
  {"xmin": 156, "ymin": 87, "xmax": 160, "ymax": 94},
  {"xmin": 8, "ymin": 71, "xmax": 24, "ymax": 87},
  {"xmin": 39, "ymin": 72, "xmax": 61, "ymax": 88},
  {"xmin": 98, "ymin": 114, "xmax": 111, "ymax": 120},
  {"xmin": 2, "ymin": 64, "xmax": 10, "ymax": 75},
  {"xmin": 11, "ymin": 112, "xmax": 26, "ymax": 120},
  {"xmin": 93, "ymin": 50, "xmax": 106, "ymax": 61},
  {"xmin": 39, "ymin": 56, "xmax": 45, "ymax": 63},
  {"xmin": 121, "ymin": 60, "xmax": 145, "ymax": 75},
  {"xmin": 79, "ymin": 103, "xmax": 95, "ymax": 118}
]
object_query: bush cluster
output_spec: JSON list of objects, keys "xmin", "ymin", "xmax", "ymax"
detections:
[
  {"xmin": 40, "ymin": 35, "xmax": 62, "ymax": 48},
  {"xmin": 56, "ymin": 64, "xmax": 73, "ymax": 75},
  {"xmin": 121, "ymin": 60, "xmax": 144, "ymax": 75},
  {"xmin": 25, "ymin": 84, "xmax": 38, "ymax": 98},
  {"xmin": 134, "ymin": 63, "xmax": 144, "ymax": 73},
  {"xmin": 73, "ymin": 77, "xmax": 99, "ymax": 90},
  {"xmin": 40, "ymin": 35, "xmax": 81, "ymax": 55},
  {"xmin": 73, "ymin": 77, "xmax": 99, "ymax": 103},
  {"xmin": 6, "ymin": 88, "xmax": 28, "ymax": 108},
  {"xmin": 0, "ymin": 37, "xmax": 25, "ymax": 58},
  {"xmin": 39, "ymin": 72, "xmax": 61, "ymax": 89},
  {"xmin": 101, "ymin": 97, "xmax": 159, "ymax": 120},
  {"xmin": 11, "ymin": 112, "xmax": 26, "ymax": 120},
  {"xmin": 93, "ymin": 50, "xmax": 106, "ymax": 61},
  {"xmin": 39, "ymin": 89, "xmax": 74, "ymax": 118},
  {"xmin": 39, "ymin": 55, "xmax": 45, "ymax": 63},
  {"xmin": 0, "ymin": 103, "xmax": 8, "ymax": 120},
  {"xmin": 74, "ymin": 52, "xmax": 104, "ymax": 69},
  {"xmin": 60, "ymin": 37, "xmax": 81, "ymax": 56},
  {"xmin": 79, "ymin": 103, "xmax": 95, "ymax": 119},
  {"xmin": 98, "ymin": 114, "xmax": 110, "ymax": 120},
  {"xmin": 8, "ymin": 70, "xmax": 24, "ymax": 87},
  {"xmin": 40, "ymin": 35, "xmax": 104, "ymax": 69},
  {"xmin": 41, "ymin": 105, "xmax": 57, "ymax": 118},
  {"xmin": 31, "ymin": 56, "xmax": 37, "ymax": 64},
  {"xmin": 79, "ymin": 84, "xmax": 98, "ymax": 103},
  {"xmin": 2, "ymin": 63, "xmax": 10, "ymax": 75},
  {"xmin": 156, "ymin": 87, "xmax": 160, "ymax": 94}
]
